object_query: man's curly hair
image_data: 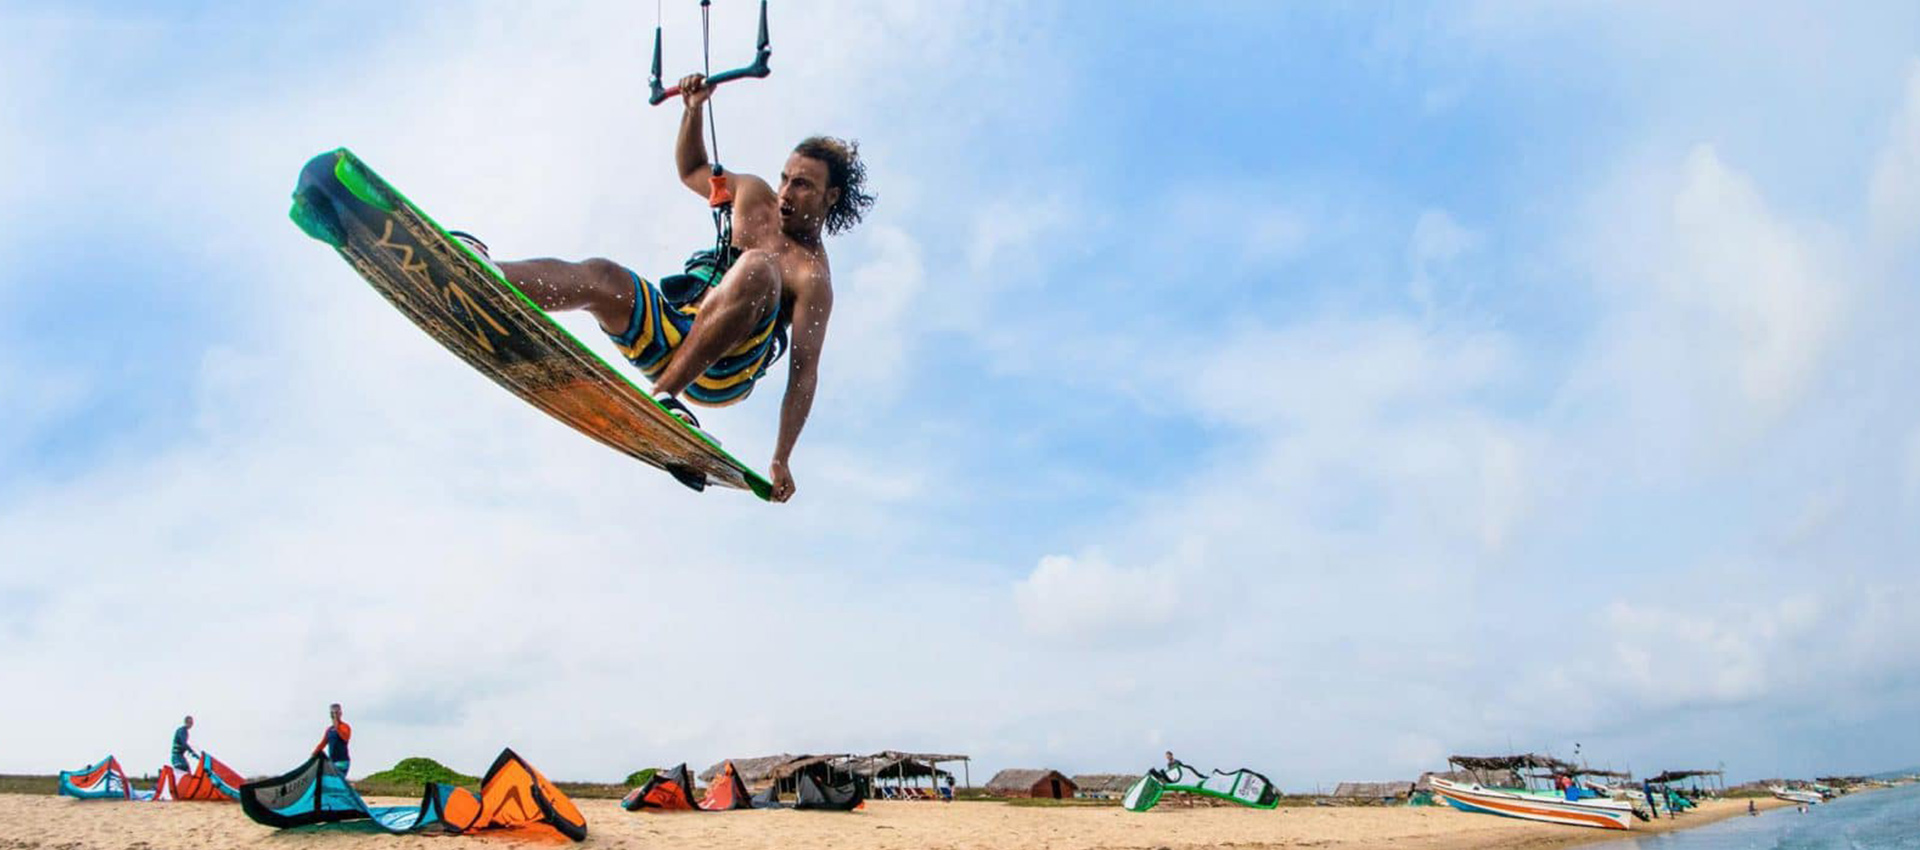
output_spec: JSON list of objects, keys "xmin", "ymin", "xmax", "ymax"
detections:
[{"xmin": 793, "ymin": 136, "xmax": 874, "ymax": 236}]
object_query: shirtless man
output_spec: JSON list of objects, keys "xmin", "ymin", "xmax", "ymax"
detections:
[{"xmin": 457, "ymin": 73, "xmax": 874, "ymax": 502}]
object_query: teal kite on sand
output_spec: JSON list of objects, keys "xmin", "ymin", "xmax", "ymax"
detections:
[{"xmin": 239, "ymin": 749, "xmax": 586, "ymax": 841}]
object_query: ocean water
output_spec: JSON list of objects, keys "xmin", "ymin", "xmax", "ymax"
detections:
[{"xmin": 1586, "ymin": 783, "xmax": 1920, "ymax": 850}]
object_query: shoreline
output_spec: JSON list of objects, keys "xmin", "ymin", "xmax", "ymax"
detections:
[
  {"xmin": 1540, "ymin": 797, "xmax": 1796, "ymax": 850},
  {"xmin": 0, "ymin": 791, "xmax": 1801, "ymax": 849}
]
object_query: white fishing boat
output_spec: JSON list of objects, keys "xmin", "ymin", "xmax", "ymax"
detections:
[
  {"xmin": 1429, "ymin": 755, "xmax": 1635, "ymax": 830},
  {"xmin": 1770, "ymin": 786, "xmax": 1823, "ymax": 805}
]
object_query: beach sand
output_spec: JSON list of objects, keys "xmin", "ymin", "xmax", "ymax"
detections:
[{"xmin": 0, "ymin": 795, "xmax": 1789, "ymax": 849}]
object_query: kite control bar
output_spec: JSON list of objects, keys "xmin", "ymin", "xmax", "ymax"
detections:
[{"xmin": 648, "ymin": 0, "xmax": 772, "ymax": 106}]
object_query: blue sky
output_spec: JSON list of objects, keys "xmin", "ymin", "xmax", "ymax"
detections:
[{"xmin": 3, "ymin": 0, "xmax": 1919, "ymax": 788}]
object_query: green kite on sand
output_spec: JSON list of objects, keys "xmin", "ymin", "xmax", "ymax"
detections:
[{"xmin": 1123, "ymin": 760, "xmax": 1281, "ymax": 812}]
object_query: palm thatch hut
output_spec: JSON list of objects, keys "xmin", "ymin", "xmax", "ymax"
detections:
[
  {"xmin": 698, "ymin": 754, "xmax": 796, "ymax": 788},
  {"xmin": 1648, "ymin": 769, "xmax": 1726, "ymax": 796},
  {"xmin": 986, "ymin": 769, "xmax": 1077, "ymax": 799},
  {"xmin": 1331, "ymin": 781, "xmax": 1414, "ymax": 803},
  {"xmin": 1071, "ymin": 774, "xmax": 1140, "ymax": 799},
  {"xmin": 699, "ymin": 754, "xmax": 861, "ymax": 795},
  {"xmin": 846, "ymin": 752, "xmax": 969, "ymax": 792},
  {"xmin": 1425, "ymin": 754, "xmax": 1575, "ymax": 790},
  {"xmin": 701, "ymin": 750, "xmax": 973, "ymax": 796}
]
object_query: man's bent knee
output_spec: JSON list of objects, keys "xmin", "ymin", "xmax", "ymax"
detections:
[
  {"xmin": 571, "ymin": 257, "xmax": 636, "ymax": 333},
  {"xmin": 722, "ymin": 250, "xmax": 781, "ymax": 303},
  {"xmin": 578, "ymin": 258, "xmax": 632, "ymax": 296}
]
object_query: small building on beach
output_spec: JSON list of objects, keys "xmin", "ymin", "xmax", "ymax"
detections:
[
  {"xmin": 699, "ymin": 754, "xmax": 798, "ymax": 789},
  {"xmin": 1072, "ymin": 774, "xmax": 1141, "ymax": 800},
  {"xmin": 1331, "ymin": 781, "xmax": 1414, "ymax": 802},
  {"xmin": 986, "ymin": 769, "xmax": 1078, "ymax": 799},
  {"xmin": 700, "ymin": 751, "xmax": 973, "ymax": 794}
]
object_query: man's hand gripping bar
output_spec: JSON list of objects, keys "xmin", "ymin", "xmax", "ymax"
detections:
[{"xmin": 648, "ymin": 0, "xmax": 772, "ymax": 107}]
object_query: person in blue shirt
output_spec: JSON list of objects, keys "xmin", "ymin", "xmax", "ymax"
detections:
[
  {"xmin": 170, "ymin": 716, "xmax": 197, "ymax": 771},
  {"xmin": 312, "ymin": 703, "xmax": 352, "ymax": 776}
]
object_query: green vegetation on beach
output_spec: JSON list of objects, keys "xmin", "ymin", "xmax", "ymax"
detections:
[
  {"xmin": 352, "ymin": 758, "xmax": 479, "ymax": 797},
  {"xmin": 0, "ymin": 776, "xmax": 60, "ymax": 796},
  {"xmin": 359, "ymin": 757, "xmax": 479, "ymax": 787}
]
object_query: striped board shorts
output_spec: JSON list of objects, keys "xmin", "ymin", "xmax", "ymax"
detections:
[{"xmin": 607, "ymin": 268, "xmax": 783, "ymax": 407}]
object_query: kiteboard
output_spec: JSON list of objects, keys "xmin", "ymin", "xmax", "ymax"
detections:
[{"xmin": 288, "ymin": 148, "xmax": 772, "ymax": 500}]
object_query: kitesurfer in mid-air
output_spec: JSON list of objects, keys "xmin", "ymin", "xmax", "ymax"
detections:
[{"xmin": 453, "ymin": 74, "xmax": 872, "ymax": 503}]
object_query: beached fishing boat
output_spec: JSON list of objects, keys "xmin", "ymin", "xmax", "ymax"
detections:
[
  {"xmin": 1770, "ymin": 786, "xmax": 1823, "ymax": 804},
  {"xmin": 1428, "ymin": 755, "xmax": 1635, "ymax": 830},
  {"xmin": 1430, "ymin": 777, "xmax": 1635, "ymax": 829}
]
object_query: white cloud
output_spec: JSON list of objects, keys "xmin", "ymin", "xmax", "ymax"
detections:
[
  {"xmin": 1869, "ymin": 60, "xmax": 1920, "ymax": 254},
  {"xmin": 1492, "ymin": 576, "xmax": 1920, "ymax": 747},
  {"xmin": 1407, "ymin": 209, "xmax": 1482, "ymax": 315},
  {"xmin": 1244, "ymin": 206, "xmax": 1316, "ymax": 268},
  {"xmin": 1598, "ymin": 597, "xmax": 1815, "ymax": 707},
  {"xmin": 967, "ymin": 196, "xmax": 1076, "ymax": 275},
  {"xmin": 1173, "ymin": 318, "xmax": 1514, "ymax": 431},
  {"xmin": 823, "ymin": 224, "xmax": 926, "ymax": 404},
  {"xmin": 1668, "ymin": 146, "xmax": 1844, "ymax": 414},
  {"xmin": 1903, "ymin": 428, "xmax": 1920, "ymax": 512},
  {"xmin": 0, "ymin": 359, "xmax": 91, "ymax": 461},
  {"xmin": 1560, "ymin": 144, "xmax": 1850, "ymax": 480},
  {"xmin": 1159, "ymin": 185, "xmax": 1323, "ymax": 273},
  {"xmin": 1013, "ymin": 552, "xmax": 1181, "ymax": 643}
]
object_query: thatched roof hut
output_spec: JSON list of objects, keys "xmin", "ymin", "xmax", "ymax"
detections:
[
  {"xmin": 848, "ymin": 755, "xmax": 954, "ymax": 784},
  {"xmin": 702, "ymin": 750, "xmax": 973, "ymax": 791},
  {"xmin": 1071, "ymin": 774, "xmax": 1140, "ymax": 798},
  {"xmin": 698, "ymin": 754, "xmax": 857, "ymax": 792},
  {"xmin": 698, "ymin": 754, "xmax": 797, "ymax": 786},
  {"xmin": 1331, "ymin": 781, "xmax": 1414, "ymax": 800},
  {"xmin": 986, "ymin": 769, "xmax": 1077, "ymax": 799},
  {"xmin": 1425, "ymin": 753, "xmax": 1573, "ymax": 789}
]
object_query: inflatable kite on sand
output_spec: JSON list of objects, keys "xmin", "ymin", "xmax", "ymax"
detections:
[
  {"xmin": 58, "ymin": 756, "xmax": 143, "ymax": 800},
  {"xmin": 155, "ymin": 753, "xmax": 246, "ymax": 801},
  {"xmin": 57, "ymin": 753, "xmax": 245, "ymax": 802},
  {"xmin": 621, "ymin": 759, "xmax": 864, "ymax": 813},
  {"xmin": 699, "ymin": 761, "xmax": 754, "ymax": 811},
  {"xmin": 623, "ymin": 763, "xmax": 700, "ymax": 811},
  {"xmin": 240, "ymin": 748, "xmax": 586, "ymax": 841},
  {"xmin": 1123, "ymin": 760, "xmax": 1281, "ymax": 812}
]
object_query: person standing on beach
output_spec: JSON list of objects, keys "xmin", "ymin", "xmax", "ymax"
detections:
[
  {"xmin": 313, "ymin": 703, "xmax": 352, "ymax": 776},
  {"xmin": 170, "ymin": 715, "xmax": 198, "ymax": 771}
]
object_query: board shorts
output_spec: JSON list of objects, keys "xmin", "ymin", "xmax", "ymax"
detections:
[{"xmin": 608, "ymin": 268, "xmax": 783, "ymax": 407}]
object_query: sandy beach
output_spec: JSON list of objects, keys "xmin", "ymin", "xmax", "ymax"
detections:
[{"xmin": 0, "ymin": 794, "xmax": 1789, "ymax": 850}]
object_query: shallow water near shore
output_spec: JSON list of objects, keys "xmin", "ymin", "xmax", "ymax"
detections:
[{"xmin": 1585, "ymin": 784, "xmax": 1920, "ymax": 850}]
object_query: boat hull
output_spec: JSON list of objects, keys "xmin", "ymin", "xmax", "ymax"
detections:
[
  {"xmin": 1769, "ymin": 787, "xmax": 1822, "ymax": 805},
  {"xmin": 1430, "ymin": 777, "xmax": 1632, "ymax": 830}
]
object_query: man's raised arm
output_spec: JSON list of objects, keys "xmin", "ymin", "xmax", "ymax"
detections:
[{"xmin": 675, "ymin": 74, "xmax": 719, "ymax": 196}]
